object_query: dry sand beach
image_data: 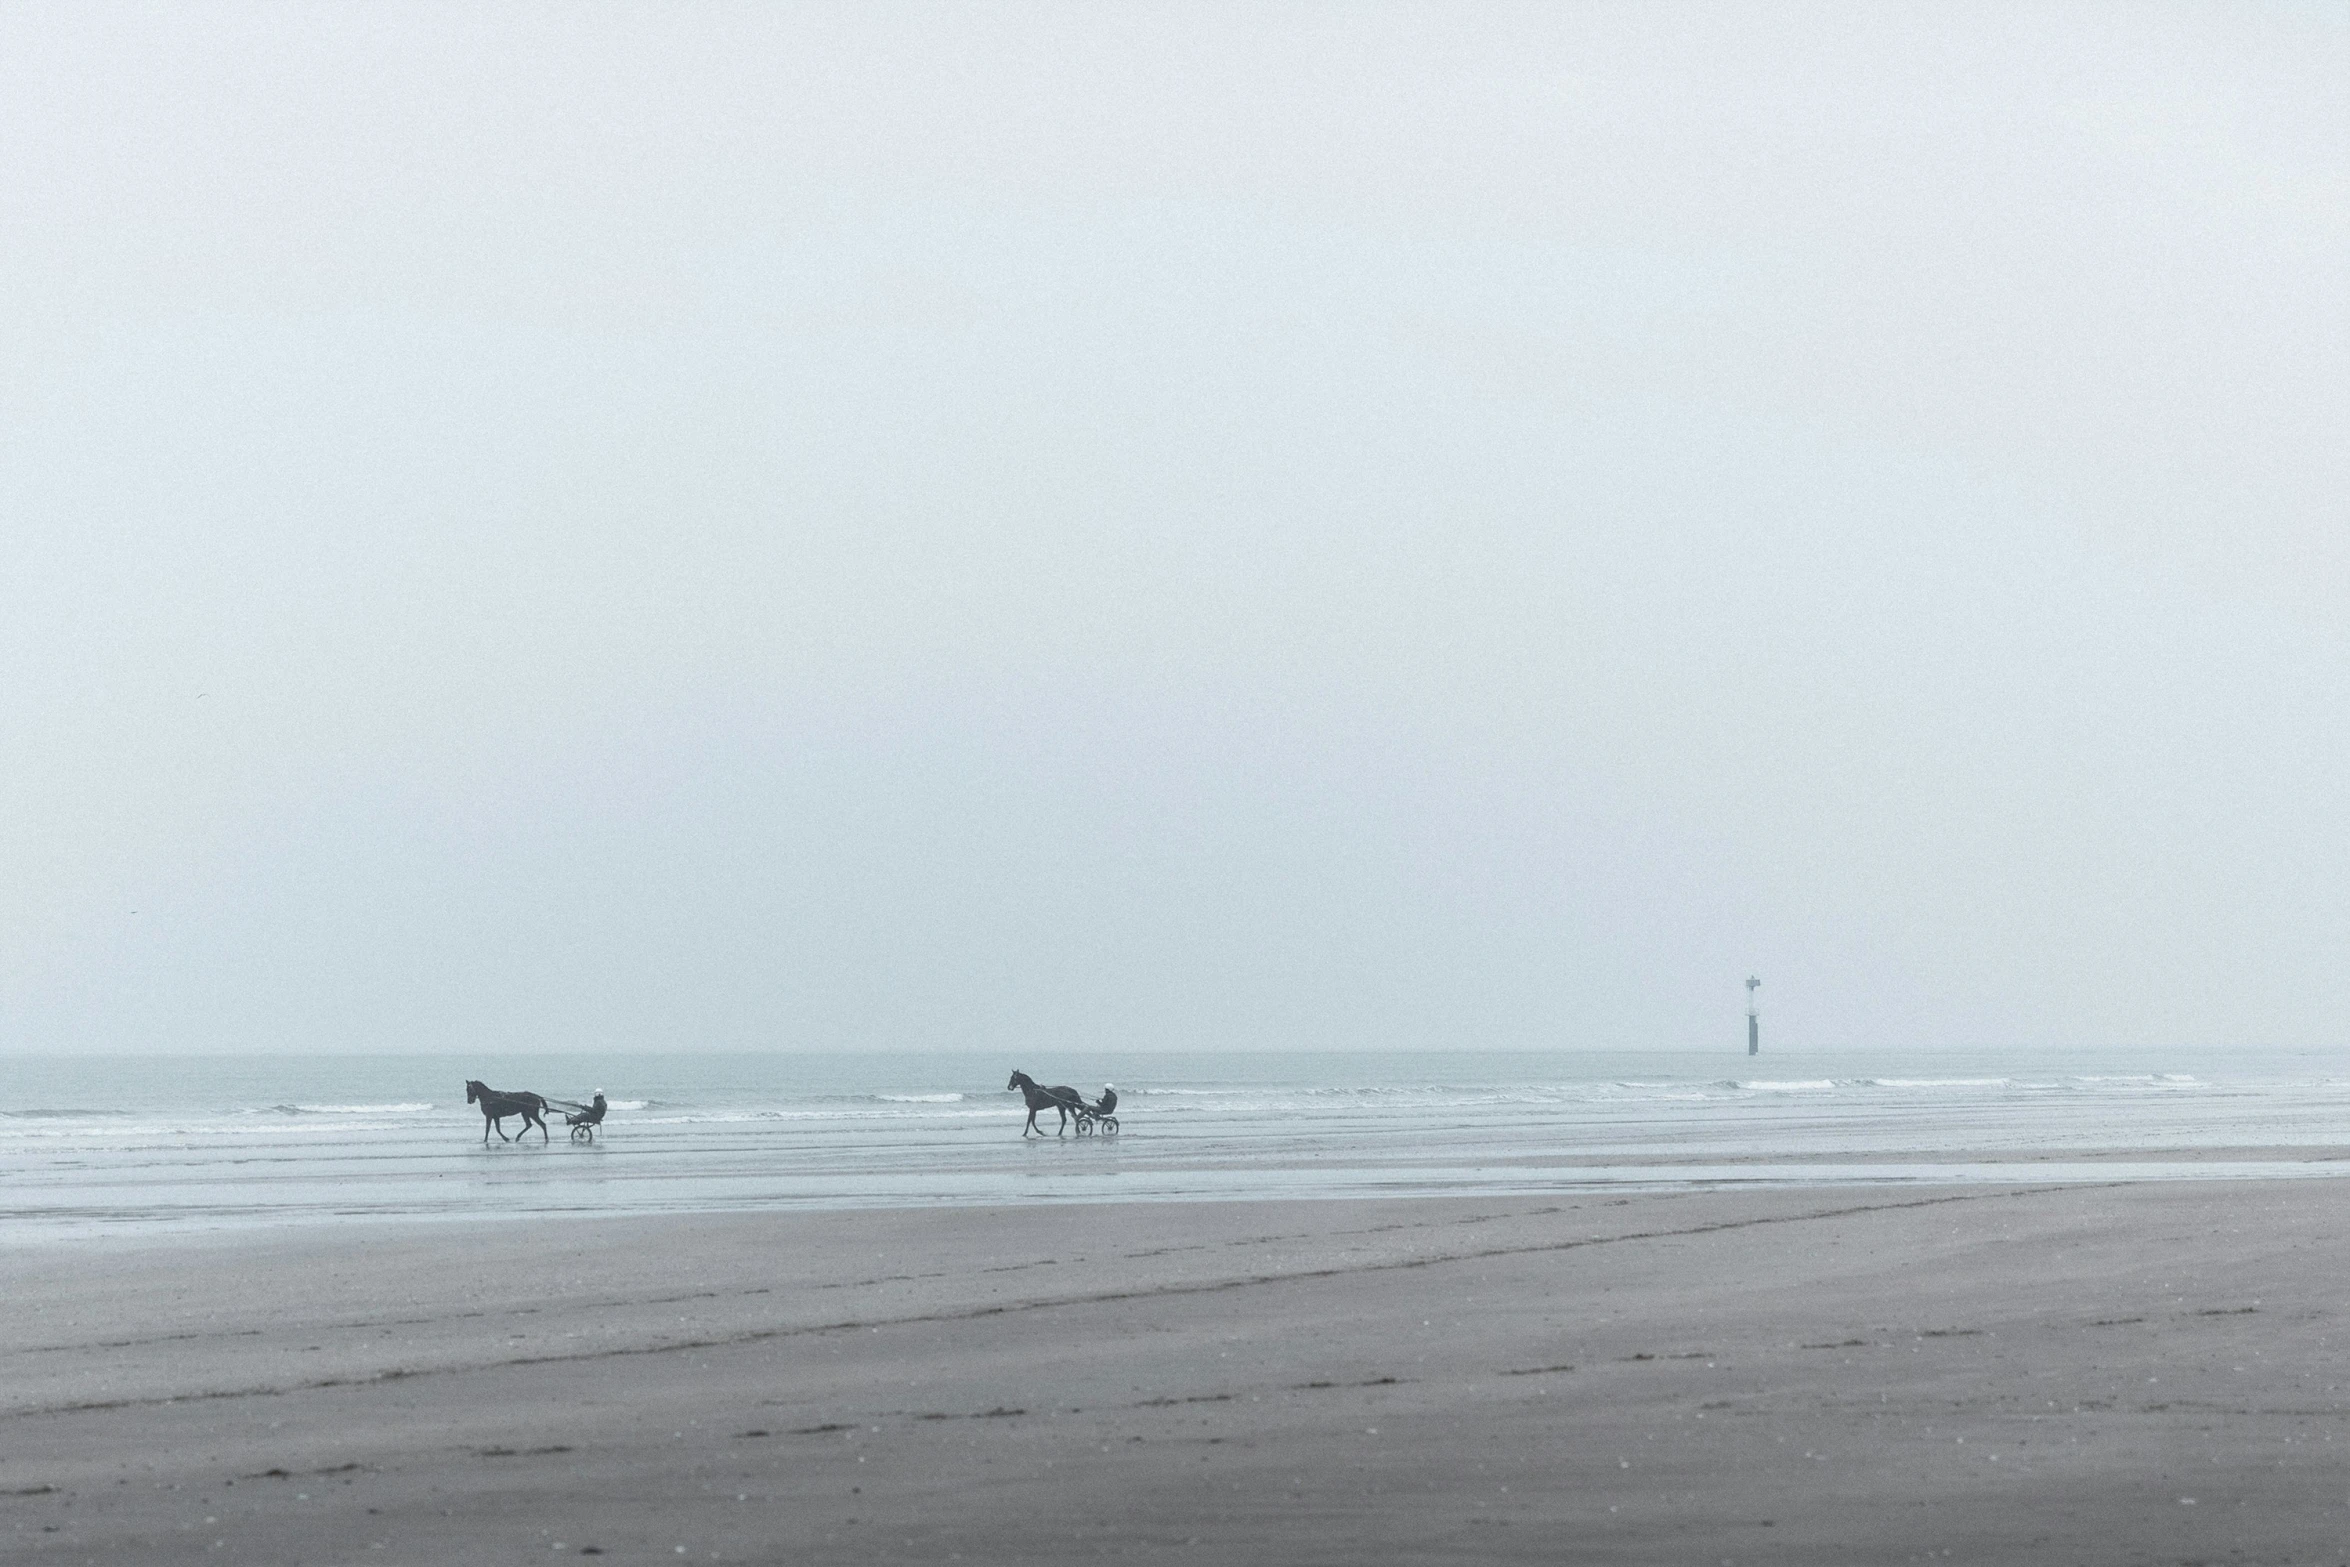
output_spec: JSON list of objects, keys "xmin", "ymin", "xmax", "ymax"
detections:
[{"xmin": 9, "ymin": 1178, "xmax": 2350, "ymax": 1565}]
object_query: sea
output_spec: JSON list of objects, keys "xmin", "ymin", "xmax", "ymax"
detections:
[{"xmin": 5, "ymin": 1047, "xmax": 2349, "ymax": 1243}]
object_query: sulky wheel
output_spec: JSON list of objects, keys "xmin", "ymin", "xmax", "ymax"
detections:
[{"xmin": 1099, "ymin": 1115, "xmax": 1118, "ymax": 1135}]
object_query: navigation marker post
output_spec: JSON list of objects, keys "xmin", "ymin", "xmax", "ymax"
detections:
[{"xmin": 1746, "ymin": 975, "xmax": 1761, "ymax": 1056}]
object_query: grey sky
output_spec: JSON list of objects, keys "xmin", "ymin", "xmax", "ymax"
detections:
[{"xmin": 3, "ymin": 3, "xmax": 2345, "ymax": 1055}]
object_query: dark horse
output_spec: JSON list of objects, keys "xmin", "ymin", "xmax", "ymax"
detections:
[
  {"xmin": 1007, "ymin": 1070, "xmax": 1085, "ymax": 1137},
  {"xmin": 465, "ymin": 1079, "xmax": 549, "ymax": 1144}
]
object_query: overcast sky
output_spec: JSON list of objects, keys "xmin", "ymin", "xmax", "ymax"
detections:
[{"xmin": 3, "ymin": 3, "xmax": 2346, "ymax": 1056}]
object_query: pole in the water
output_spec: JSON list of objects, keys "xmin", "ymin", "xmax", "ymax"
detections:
[{"xmin": 1746, "ymin": 975, "xmax": 1761, "ymax": 1055}]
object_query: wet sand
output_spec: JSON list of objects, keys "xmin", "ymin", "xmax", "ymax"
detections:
[{"xmin": 6, "ymin": 1180, "xmax": 2349, "ymax": 1564}]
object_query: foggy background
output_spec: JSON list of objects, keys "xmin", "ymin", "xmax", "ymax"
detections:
[{"xmin": 3, "ymin": 3, "xmax": 2345, "ymax": 1056}]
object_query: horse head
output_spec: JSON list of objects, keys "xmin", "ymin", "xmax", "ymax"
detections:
[
  {"xmin": 465, "ymin": 1079, "xmax": 484, "ymax": 1104},
  {"xmin": 1007, "ymin": 1070, "xmax": 1029, "ymax": 1092}
]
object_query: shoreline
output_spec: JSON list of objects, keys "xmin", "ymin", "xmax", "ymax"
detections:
[
  {"xmin": 9, "ymin": 1179, "xmax": 2350, "ymax": 1562},
  {"xmin": 9, "ymin": 1141, "xmax": 2350, "ymax": 1250}
]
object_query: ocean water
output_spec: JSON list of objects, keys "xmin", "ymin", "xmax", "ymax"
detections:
[{"xmin": 5, "ymin": 1048, "xmax": 2349, "ymax": 1242}]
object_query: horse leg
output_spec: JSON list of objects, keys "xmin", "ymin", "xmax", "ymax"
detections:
[{"xmin": 534, "ymin": 1112, "xmax": 548, "ymax": 1144}]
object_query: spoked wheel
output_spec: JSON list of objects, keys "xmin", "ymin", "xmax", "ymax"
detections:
[
  {"xmin": 1098, "ymin": 1116, "xmax": 1119, "ymax": 1135},
  {"xmin": 571, "ymin": 1124, "xmax": 595, "ymax": 1143},
  {"xmin": 1074, "ymin": 1116, "xmax": 1096, "ymax": 1136}
]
